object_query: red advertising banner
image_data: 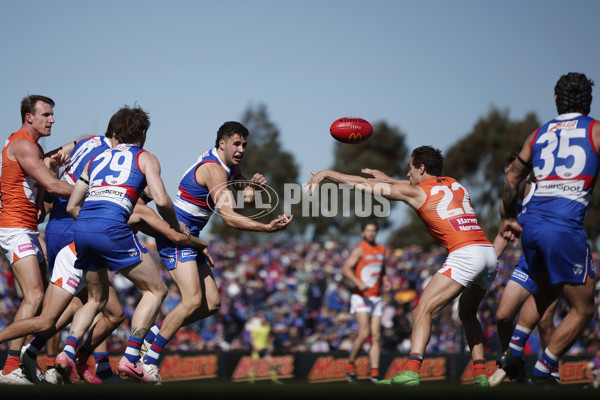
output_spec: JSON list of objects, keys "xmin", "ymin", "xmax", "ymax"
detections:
[{"xmin": 14, "ymin": 351, "xmax": 596, "ymax": 385}]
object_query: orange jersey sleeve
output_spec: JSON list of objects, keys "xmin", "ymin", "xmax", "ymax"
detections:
[
  {"xmin": 416, "ymin": 177, "xmax": 491, "ymax": 253},
  {"xmin": 353, "ymin": 241, "xmax": 386, "ymax": 297}
]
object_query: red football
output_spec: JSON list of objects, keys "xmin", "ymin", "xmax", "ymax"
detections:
[{"xmin": 330, "ymin": 117, "xmax": 373, "ymax": 144}]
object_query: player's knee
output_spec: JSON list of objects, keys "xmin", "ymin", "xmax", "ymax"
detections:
[
  {"xmin": 113, "ymin": 312, "xmax": 126, "ymax": 328},
  {"xmin": 495, "ymin": 309, "xmax": 513, "ymax": 325},
  {"xmin": 96, "ymin": 298, "xmax": 109, "ymax": 312},
  {"xmin": 411, "ymin": 303, "xmax": 424, "ymax": 319},
  {"xmin": 581, "ymin": 302, "xmax": 596, "ymax": 322},
  {"xmin": 143, "ymin": 281, "xmax": 168, "ymax": 304},
  {"xmin": 155, "ymin": 282, "xmax": 168, "ymax": 302},
  {"xmin": 413, "ymin": 302, "xmax": 439, "ymax": 321},
  {"xmin": 37, "ymin": 317, "xmax": 56, "ymax": 333},
  {"xmin": 103, "ymin": 308, "xmax": 126, "ymax": 327},
  {"xmin": 181, "ymin": 292, "xmax": 204, "ymax": 314},
  {"xmin": 22, "ymin": 288, "xmax": 45, "ymax": 308},
  {"xmin": 356, "ymin": 331, "xmax": 370, "ymax": 341}
]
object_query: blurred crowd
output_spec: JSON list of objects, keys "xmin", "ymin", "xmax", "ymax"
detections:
[{"xmin": 1, "ymin": 235, "xmax": 599, "ymax": 357}]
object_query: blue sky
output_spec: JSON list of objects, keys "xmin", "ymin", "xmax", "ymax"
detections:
[{"xmin": 1, "ymin": 0, "xmax": 599, "ymax": 234}]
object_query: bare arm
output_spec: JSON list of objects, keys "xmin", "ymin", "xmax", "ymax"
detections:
[
  {"xmin": 341, "ymin": 246, "xmax": 367, "ymax": 292},
  {"xmin": 305, "ymin": 169, "xmax": 425, "ymax": 209},
  {"xmin": 502, "ymin": 134, "xmax": 533, "ymax": 219},
  {"xmin": 43, "ymin": 135, "xmax": 94, "ymax": 169},
  {"xmin": 361, "ymin": 168, "xmax": 401, "ymax": 184},
  {"xmin": 198, "ymin": 163, "xmax": 293, "ymax": 232},
  {"xmin": 592, "ymin": 120, "xmax": 600, "ymax": 154},
  {"xmin": 129, "ymin": 204, "xmax": 200, "ymax": 248},
  {"xmin": 10, "ymin": 139, "xmax": 73, "ymax": 198},
  {"xmin": 128, "ymin": 204, "xmax": 214, "ymax": 267},
  {"xmin": 492, "ymin": 229, "xmax": 510, "ymax": 259}
]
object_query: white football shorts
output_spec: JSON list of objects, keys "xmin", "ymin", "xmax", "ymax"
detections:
[
  {"xmin": 437, "ymin": 244, "xmax": 498, "ymax": 289},
  {"xmin": 350, "ymin": 293, "xmax": 383, "ymax": 316},
  {"xmin": 51, "ymin": 242, "xmax": 85, "ymax": 295},
  {"xmin": 0, "ymin": 227, "xmax": 44, "ymax": 265}
]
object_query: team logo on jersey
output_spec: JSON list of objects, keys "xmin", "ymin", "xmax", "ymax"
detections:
[
  {"xmin": 548, "ymin": 120, "xmax": 578, "ymax": 132},
  {"xmin": 129, "ymin": 249, "xmax": 139, "ymax": 257},
  {"xmin": 448, "ymin": 216, "xmax": 482, "ymax": 232},
  {"xmin": 572, "ymin": 263, "xmax": 584, "ymax": 276},
  {"xmin": 535, "ymin": 180, "xmax": 584, "ymax": 197}
]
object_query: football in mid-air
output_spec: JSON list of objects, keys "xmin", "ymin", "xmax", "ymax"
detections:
[{"xmin": 330, "ymin": 117, "xmax": 373, "ymax": 144}]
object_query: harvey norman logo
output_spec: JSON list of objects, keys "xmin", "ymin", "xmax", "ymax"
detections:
[
  {"xmin": 448, "ymin": 216, "xmax": 483, "ymax": 232},
  {"xmin": 208, "ymin": 181, "xmax": 391, "ymax": 220}
]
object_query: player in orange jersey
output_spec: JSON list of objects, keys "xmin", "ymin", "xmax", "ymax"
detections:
[
  {"xmin": 0, "ymin": 95, "xmax": 73, "ymax": 384},
  {"xmin": 307, "ymin": 145, "xmax": 497, "ymax": 387},
  {"xmin": 342, "ymin": 219, "xmax": 390, "ymax": 384}
]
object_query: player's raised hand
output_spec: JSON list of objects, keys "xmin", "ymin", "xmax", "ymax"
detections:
[
  {"xmin": 46, "ymin": 149, "xmax": 70, "ymax": 171},
  {"xmin": 249, "ymin": 173, "xmax": 267, "ymax": 189},
  {"xmin": 362, "ymin": 168, "xmax": 394, "ymax": 183},
  {"xmin": 267, "ymin": 214, "xmax": 293, "ymax": 231},
  {"xmin": 305, "ymin": 170, "xmax": 327, "ymax": 195}
]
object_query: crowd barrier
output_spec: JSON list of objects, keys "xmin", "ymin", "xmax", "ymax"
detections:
[{"xmin": 2, "ymin": 350, "xmax": 593, "ymax": 385}]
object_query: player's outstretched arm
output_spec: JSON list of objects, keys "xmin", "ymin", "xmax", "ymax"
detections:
[
  {"xmin": 202, "ymin": 162, "xmax": 293, "ymax": 232},
  {"xmin": 129, "ymin": 203, "xmax": 205, "ymax": 248},
  {"xmin": 306, "ymin": 169, "xmax": 423, "ymax": 209}
]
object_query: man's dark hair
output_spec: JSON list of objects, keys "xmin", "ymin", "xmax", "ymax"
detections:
[
  {"xmin": 361, "ymin": 218, "xmax": 379, "ymax": 232},
  {"xmin": 20, "ymin": 95, "xmax": 55, "ymax": 123},
  {"xmin": 111, "ymin": 105, "xmax": 151, "ymax": 145},
  {"xmin": 411, "ymin": 145, "xmax": 443, "ymax": 176},
  {"xmin": 215, "ymin": 121, "xmax": 249, "ymax": 148},
  {"xmin": 104, "ymin": 113, "xmax": 116, "ymax": 139},
  {"xmin": 554, "ymin": 72, "xmax": 594, "ymax": 115}
]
